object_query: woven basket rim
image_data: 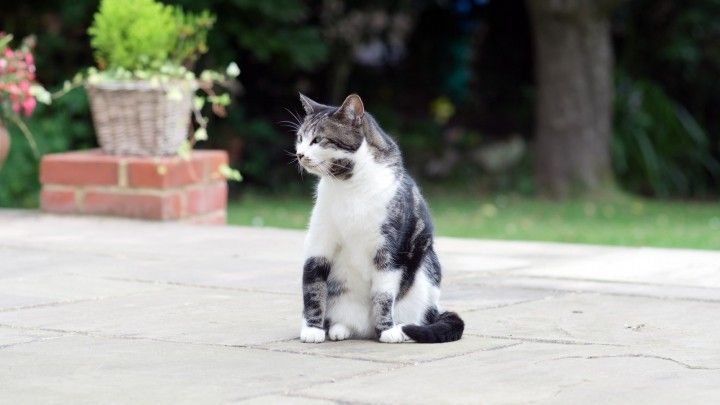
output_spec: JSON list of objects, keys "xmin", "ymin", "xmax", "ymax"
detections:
[{"xmin": 86, "ymin": 79, "xmax": 197, "ymax": 91}]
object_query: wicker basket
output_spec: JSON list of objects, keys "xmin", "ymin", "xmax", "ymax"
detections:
[{"xmin": 86, "ymin": 80, "xmax": 197, "ymax": 156}]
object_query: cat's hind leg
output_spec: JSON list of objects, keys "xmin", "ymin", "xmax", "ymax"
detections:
[
  {"xmin": 379, "ymin": 324, "xmax": 412, "ymax": 343},
  {"xmin": 371, "ymin": 259, "xmax": 412, "ymax": 343}
]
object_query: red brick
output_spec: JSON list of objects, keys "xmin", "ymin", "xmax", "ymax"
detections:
[
  {"xmin": 83, "ymin": 191, "xmax": 182, "ymax": 220},
  {"xmin": 186, "ymin": 181, "xmax": 228, "ymax": 216},
  {"xmin": 40, "ymin": 189, "xmax": 77, "ymax": 214},
  {"xmin": 39, "ymin": 149, "xmax": 229, "ymax": 222},
  {"xmin": 199, "ymin": 150, "xmax": 229, "ymax": 182},
  {"xmin": 127, "ymin": 157, "xmax": 205, "ymax": 188},
  {"xmin": 40, "ymin": 150, "xmax": 119, "ymax": 186}
]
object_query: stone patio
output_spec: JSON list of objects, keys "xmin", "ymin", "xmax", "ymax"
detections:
[{"xmin": 1, "ymin": 210, "xmax": 719, "ymax": 404}]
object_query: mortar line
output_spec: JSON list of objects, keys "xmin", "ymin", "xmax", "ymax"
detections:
[
  {"xmin": 0, "ymin": 323, "xmax": 298, "ymax": 352},
  {"xmin": 459, "ymin": 279, "xmax": 720, "ymax": 304},
  {"xmin": 229, "ymin": 365, "xmax": 402, "ymax": 404},
  {"xmin": 283, "ymin": 392, "xmax": 371, "ymax": 405},
  {"xmin": 0, "ymin": 323, "xmax": 400, "ymax": 366},
  {"xmin": 278, "ymin": 341, "xmax": 526, "ymax": 402},
  {"xmin": 543, "ymin": 353, "xmax": 720, "ymax": 371},
  {"xmin": 465, "ymin": 332, "xmax": 625, "ymax": 347},
  {"xmin": 0, "ymin": 335, "xmax": 65, "ymax": 350},
  {"xmin": 505, "ymin": 273, "xmax": 720, "ymax": 291},
  {"xmin": 0, "ymin": 288, "xmax": 174, "ymax": 314},
  {"xmin": 281, "ymin": 362, "xmax": 415, "ymax": 401},
  {"xmin": 0, "ymin": 321, "xmax": 524, "ymax": 369},
  {"xmin": 69, "ymin": 273, "xmax": 297, "ymax": 296},
  {"xmin": 459, "ymin": 295, "xmax": 562, "ymax": 314}
]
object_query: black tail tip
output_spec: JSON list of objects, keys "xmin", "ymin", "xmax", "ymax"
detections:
[{"xmin": 402, "ymin": 311, "xmax": 464, "ymax": 343}]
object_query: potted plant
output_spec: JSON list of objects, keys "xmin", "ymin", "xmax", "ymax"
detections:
[
  {"xmin": 78, "ymin": 0, "xmax": 239, "ymax": 157},
  {"xmin": 0, "ymin": 33, "xmax": 50, "ymax": 171}
]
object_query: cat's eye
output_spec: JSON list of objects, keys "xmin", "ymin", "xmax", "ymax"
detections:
[
  {"xmin": 296, "ymin": 134, "xmax": 302, "ymax": 143},
  {"xmin": 310, "ymin": 137, "xmax": 320, "ymax": 145}
]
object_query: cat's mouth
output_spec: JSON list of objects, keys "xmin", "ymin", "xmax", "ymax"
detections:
[{"xmin": 299, "ymin": 158, "xmax": 324, "ymax": 175}]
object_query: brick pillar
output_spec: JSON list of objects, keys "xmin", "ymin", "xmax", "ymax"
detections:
[{"xmin": 40, "ymin": 149, "xmax": 228, "ymax": 224}]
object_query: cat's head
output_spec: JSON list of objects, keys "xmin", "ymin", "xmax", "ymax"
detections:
[{"xmin": 294, "ymin": 93, "xmax": 366, "ymax": 180}]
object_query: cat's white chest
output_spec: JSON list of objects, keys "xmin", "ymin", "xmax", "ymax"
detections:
[
  {"xmin": 323, "ymin": 174, "xmax": 396, "ymax": 251},
  {"xmin": 315, "ymin": 165, "xmax": 398, "ymax": 280},
  {"xmin": 327, "ymin": 190, "xmax": 385, "ymax": 275}
]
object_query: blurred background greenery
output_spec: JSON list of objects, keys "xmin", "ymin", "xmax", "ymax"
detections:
[{"xmin": 1, "ymin": 0, "xmax": 719, "ymax": 248}]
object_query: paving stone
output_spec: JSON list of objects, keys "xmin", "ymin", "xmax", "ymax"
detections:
[
  {"xmin": 238, "ymin": 395, "xmax": 340, "ymax": 404},
  {"xmin": 0, "ymin": 272, "xmax": 167, "ymax": 311},
  {"xmin": 67, "ymin": 257, "xmax": 302, "ymax": 295},
  {"xmin": 0, "ymin": 325, "xmax": 61, "ymax": 348},
  {"xmin": 441, "ymin": 282, "xmax": 562, "ymax": 312},
  {"xmin": 462, "ymin": 293, "xmax": 720, "ymax": 368},
  {"xmin": 0, "ymin": 335, "xmax": 385, "ymax": 404},
  {"xmin": 0, "ymin": 245, "xmax": 84, "ymax": 279},
  {"xmin": 0, "ymin": 288, "xmax": 300, "ymax": 346},
  {"xmin": 2, "ymin": 211, "xmax": 719, "ymax": 403},
  {"xmin": 0, "ymin": 212, "xmax": 304, "ymax": 262},
  {"xmin": 258, "ymin": 335, "xmax": 510, "ymax": 364},
  {"xmin": 514, "ymin": 248, "xmax": 720, "ymax": 288},
  {"xmin": 438, "ymin": 252, "xmax": 531, "ymax": 273},
  {"xmin": 435, "ymin": 237, "xmax": 615, "ymax": 262},
  {"xmin": 296, "ymin": 342, "xmax": 720, "ymax": 404},
  {"xmin": 476, "ymin": 275, "xmax": 720, "ymax": 303}
]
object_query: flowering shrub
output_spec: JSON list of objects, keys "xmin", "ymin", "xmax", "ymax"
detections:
[{"xmin": 0, "ymin": 33, "xmax": 50, "ymax": 151}]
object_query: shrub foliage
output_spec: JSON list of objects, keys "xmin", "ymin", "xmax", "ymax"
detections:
[{"xmin": 89, "ymin": 0, "xmax": 178, "ymax": 70}]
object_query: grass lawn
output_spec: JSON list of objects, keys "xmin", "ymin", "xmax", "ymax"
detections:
[{"xmin": 227, "ymin": 191, "xmax": 720, "ymax": 250}]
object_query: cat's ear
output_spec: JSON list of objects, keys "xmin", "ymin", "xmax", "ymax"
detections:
[
  {"xmin": 299, "ymin": 93, "xmax": 326, "ymax": 115},
  {"xmin": 336, "ymin": 94, "xmax": 364, "ymax": 126}
]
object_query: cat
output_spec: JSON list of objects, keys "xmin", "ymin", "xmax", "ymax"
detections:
[{"xmin": 295, "ymin": 93, "xmax": 464, "ymax": 343}]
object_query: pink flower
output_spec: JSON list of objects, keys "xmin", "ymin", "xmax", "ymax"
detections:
[
  {"xmin": 18, "ymin": 80, "xmax": 30, "ymax": 93},
  {"xmin": 24, "ymin": 52, "xmax": 33, "ymax": 65},
  {"xmin": 11, "ymin": 100, "xmax": 21, "ymax": 114},
  {"xmin": 22, "ymin": 96, "xmax": 36, "ymax": 117},
  {"xmin": 3, "ymin": 47, "xmax": 12, "ymax": 58}
]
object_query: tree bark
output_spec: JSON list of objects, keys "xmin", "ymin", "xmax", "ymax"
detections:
[{"xmin": 527, "ymin": 0, "xmax": 618, "ymax": 198}]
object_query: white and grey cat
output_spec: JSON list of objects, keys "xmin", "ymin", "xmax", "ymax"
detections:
[{"xmin": 295, "ymin": 93, "xmax": 464, "ymax": 343}]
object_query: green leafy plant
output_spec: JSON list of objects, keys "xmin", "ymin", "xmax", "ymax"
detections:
[
  {"xmin": 88, "ymin": 0, "xmax": 217, "ymax": 71},
  {"xmin": 88, "ymin": 0, "xmax": 178, "ymax": 71},
  {"xmin": 77, "ymin": 0, "xmax": 241, "ymax": 179},
  {"xmin": 172, "ymin": 8, "xmax": 215, "ymax": 67},
  {"xmin": 612, "ymin": 71, "xmax": 720, "ymax": 197}
]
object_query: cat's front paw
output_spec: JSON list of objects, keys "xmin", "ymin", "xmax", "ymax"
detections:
[
  {"xmin": 300, "ymin": 326, "xmax": 326, "ymax": 343},
  {"xmin": 328, "ymin": 324, "xmax": 351, "ymax": 341},
  {"xmin": 379, "ymin": 324, "xmax": 411, "ymax": 343}
]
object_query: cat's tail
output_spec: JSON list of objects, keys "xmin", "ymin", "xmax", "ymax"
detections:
[{"xmin": 402, "ymin": 311, "xmax": 464, "ymax": 343}]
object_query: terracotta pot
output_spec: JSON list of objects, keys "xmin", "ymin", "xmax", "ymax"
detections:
[{"xmin": 0, "ymin": 124, "xmax": 9, "ymax": 172}]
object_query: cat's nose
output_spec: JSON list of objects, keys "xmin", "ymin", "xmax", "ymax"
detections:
[{"xmin": 296, "ymin": 153, "xmax": 304, "ymax": 160}]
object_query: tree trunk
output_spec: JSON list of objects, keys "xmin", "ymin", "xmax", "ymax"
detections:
[{"xmin": 527, "ymin": 0, "xmax": 618, "ymax": 198}]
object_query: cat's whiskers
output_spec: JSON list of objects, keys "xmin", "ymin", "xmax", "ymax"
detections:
[
  {"xmin": 278, "ymin": 120, "xmax": 301, "ymax": 131},
  {"xmin": 284, "ymin": 108, "xmax": 303, "ymax": 127},
  {"xmin": 323, "ymin": 166, "xmax": 340, "ymax": 181}
]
